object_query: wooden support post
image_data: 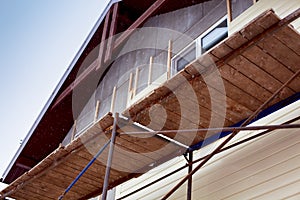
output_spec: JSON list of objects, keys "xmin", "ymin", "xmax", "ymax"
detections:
[
  {"xmin": 148, "ymin": 56, "xmax": 153, "ymax": 86},
  {"xmin": 187, "ymin": 152, "xmax": 193, "ymax": 200},
  {"xmin": 226, "ymin": 0, "xmax": 232, "ymax": 22},
  {"xmin": 71, "ymin": 120, "xmax": 77, "ymax": 141},
  {"xmin": 167, "ymin": 40, "xmax": 172, "ymax": 80},
  {"xmin": 102, "ymin": 113, "xmax": 118, "ymax": 200},
  {"xmin": 105, "ymin": 3, "xmax": 119, "ymax": 63},
  {"xmin": 94, "ymin": 100, "xmax": 100, "ymax": 122},
  {"xmin": 110, "ymin": 86, "xmax": 117, "ymax": 113},
  {"xmin": 97, "ymin": 8, "xmax": 111, "ymax": 70},
  {"xmin": 127, "ymin": 72, "xmax": 133, "ymax": 106},
  {"xmin": 133, "ymin": 68, "xmax": 139, "ymax": 97}
]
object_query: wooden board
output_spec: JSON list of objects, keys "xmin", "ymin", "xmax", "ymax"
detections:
[{"xmin": 242, "ymin": 45, "xmax": 300, "ymax": 92}]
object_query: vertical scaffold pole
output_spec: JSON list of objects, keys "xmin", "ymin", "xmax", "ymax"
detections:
[
  {"xmin": 187, "ymin": 152, "xmax": 193, "ymax": 200},
  {"xmin": 102, "ymin": 113, "xmax": 118, "ymax": 200}
]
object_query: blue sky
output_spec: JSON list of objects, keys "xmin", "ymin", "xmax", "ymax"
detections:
[{"xmin": 0, "ymin": 0, "xmax": 109, "ymax": 189}]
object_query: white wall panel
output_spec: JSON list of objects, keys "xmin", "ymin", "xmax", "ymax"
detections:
[
  {"xmin": 229, "ymin": 0, "xmax": 300, "ymax": 34},
  {"xmin": 115, "ymin": 100, "xmax": 300, "ymax": 200}
]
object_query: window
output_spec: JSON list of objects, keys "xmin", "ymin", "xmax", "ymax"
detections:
[
  {"xmin": 172, "ymin": 16, "xmax": 228, "ymax": 73},
  {"xmin": 172, "ymin": 42, "xmax": 196, "ymax": 72},
  {"xmin": 200, "ymin": 18, "xmax": 228, "ymax": 53}
]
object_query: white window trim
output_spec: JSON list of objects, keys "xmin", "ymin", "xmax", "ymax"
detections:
[{"xmin": 172, "ymin": 15, "xmax": 228, "ymax": 75}]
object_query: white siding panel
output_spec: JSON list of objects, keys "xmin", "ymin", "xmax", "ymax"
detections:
[
  {"xmin": 116, "ymin": 100, "xmax": 300, "ymax": 200},
  {"xmin": 253, "ymin": 180, "xmax": 300, "ymax": 200},
  {"xmin": 183, "ymin": 134, "xmax": 300, "ymax": 199},
  {"xmin": 285, "ymin": 192, "xmax": 300, "ymax": 200},
  {"xmin": 229, "ymin": 0, "xmax": 300, "ymax": 34},
  {"xmin": 191, "ymin": 130, "xmax": 298, "ymax": 185},
  {"xmin": 223, "ymin": 167, "xmax": 300, "ymax": 200},
  {"xmin": 292, "ymin": 18, "xmax": 300, "ymax": 31},
  {"xmin": 118, "ymin": 157, "xmax": 188, "ymax": 199}
]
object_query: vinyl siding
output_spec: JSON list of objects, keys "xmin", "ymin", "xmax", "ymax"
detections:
[
  {"xmin": 115, "ymin": 100, "xmax": 300, "ymax": 199},
  {"xmin": 229, "ymin": 0, "xmax": 300, "ymax": 34}
]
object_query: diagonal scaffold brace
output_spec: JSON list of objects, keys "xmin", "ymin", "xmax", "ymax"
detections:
[
  {"xmin": 58, "ymin": 113, "xmax": 119, "ymax": 200},
  {"xmin": 58, "ymin": 139, "xmax": 111, "ymax": 200},
  {"xmin": 161, "ymin": 69, "xmax": 300, "ymax": 198}
]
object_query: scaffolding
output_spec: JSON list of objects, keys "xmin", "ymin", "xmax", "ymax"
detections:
[{"xmin": 1, "ymin": 5, "xmax": 300, "ymax": 200}]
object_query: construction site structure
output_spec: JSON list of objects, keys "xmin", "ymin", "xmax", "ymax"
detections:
[{"xmin": 1, "ymin": 0, "xmax": 300, "ymax": 199}]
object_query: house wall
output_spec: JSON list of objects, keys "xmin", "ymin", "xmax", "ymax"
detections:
[
  {"xmin": 229, "ymin": 0, "xmax": 300, "ymax": 34},
  {"xmin": 114, "ymin": 100, "xmax": 300, "ymax": 200},
  {"xmin": 61, "ymin": 0, "xmax": 231, "ymax": 144},
  {"xmin": 93, "ymin": 0, "xmax": 254, "ymax": 118},
  {"xmin": 95, "ymin": 0, "xmax": 230, "ymax": 117},
  {"xmin": 62, "ymin": 0, "xmax": 253, "ymax": 144}
]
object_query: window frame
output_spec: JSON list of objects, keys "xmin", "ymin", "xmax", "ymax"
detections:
[{"xmin": 171, "ymin": 15, "xmax": 228, "ymax": 75}]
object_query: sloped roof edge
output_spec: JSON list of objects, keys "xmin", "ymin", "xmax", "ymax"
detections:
[{"xmin": 1, "ymin": 0, "xmax": 121, "ymax": 182}]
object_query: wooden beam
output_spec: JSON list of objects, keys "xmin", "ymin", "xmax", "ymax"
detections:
[
  {"xmin": 110, "ymin": 86, "xmax": 117, "ymax": 113},
  {"xmin": 71, "ymin": 120, "xmax": 77, "ymax": 141},
  {"xmin": 15, "ymin": 156, "xmax": 38, "ymax": 171},
  {"xmin": 97, "ymin": 8, "xmax": 111, "ymax": 70},
  {"xmin": 133, "ymin": 68, "xmax": 139, "ymax": 97},
  {"xmin": 226, "ymin": 0, "xmax": 232, "ymax": 22},
  {"xmin": 127, "ymin": 72, "xmax": 133, "ymax": 106},
  {"xmin": 105, "ymin": 3, "xmax": 119, "ymax": 63},
  {"xmin": 52, "ymin": 59, "xmax": 98, "ymax": 109},
  {"xmin": 167, "ymin": 40, "xmax": 172, "ymax": 80},
  {"xmin": 94, "ymin": 100, "xmax": 100, "ymax": 122},
  {"xmin": 15, "ymin": 163, "xmax": 31, "ymax": 171},
  {"xmin": 148, "ymin": 56, "xmax": 153, "ymax": 86},
  {"xmin": 114, "ymin": 0, "xmax": 168, "ymax": 49}
]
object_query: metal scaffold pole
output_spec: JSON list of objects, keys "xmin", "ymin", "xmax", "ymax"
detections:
[
  {"xmin": 187, "ymin": 152, "xmax": 193, "ymax": 200},
  {"xmin": 102, "ymin": 112, "xmax": 118, "ymax": 200}
]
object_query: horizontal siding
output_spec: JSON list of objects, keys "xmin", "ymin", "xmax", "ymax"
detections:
[
  {"xmin": 252, "ymin": 179, "xmax": 300, "ymax": 200},
  {"xmin": 117, "ymin": 157, "xmax": 188, "ymax": 199},
  {"xmin": 115, "ymin": 100, "xmax": 300, "ymax": 199},
  {"xmin": 229, "ymin": 0, "xmax": 300, "ymax": 34},
  {"xmin": 286, "ymin": 191, "xmax": 300, "ymax": 200},
  {"xmin": 197, "ymin": 140, "xmax": 300, "ymax": 199},
  {"xmin": 224, "ymin": 163, "xmax": 300, "ymax": 200}
]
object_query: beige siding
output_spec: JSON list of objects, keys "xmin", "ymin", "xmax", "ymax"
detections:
[
  {"xmin": 229, "ymin": 0, "xmax": 300, "ymax": 34},
  {"xmin": 115, "ymin": 100, "xmax": 300, "ymax": 199}
]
